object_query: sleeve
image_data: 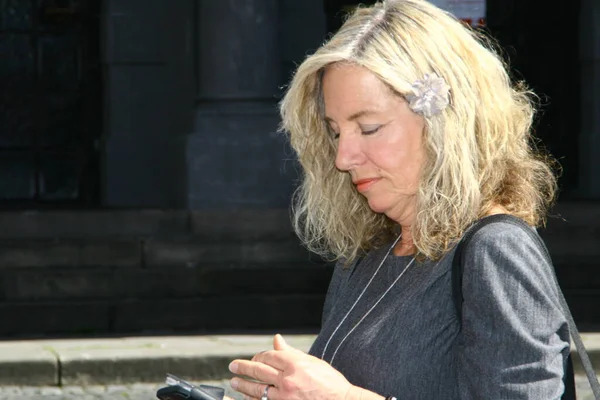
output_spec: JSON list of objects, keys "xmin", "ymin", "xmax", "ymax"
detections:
[{"xmin": 457, "ymin": 222, "xmax": 571, "ymax": 400}]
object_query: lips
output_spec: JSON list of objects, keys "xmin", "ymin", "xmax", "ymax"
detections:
[{"xmin": 353, "ymin": 178, "xmax": 380, "ymax": 192}]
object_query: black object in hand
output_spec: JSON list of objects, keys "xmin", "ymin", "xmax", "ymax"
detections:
[{"xmin": 156, "ymin": 374, "xmax": 225, "ymax": 400}]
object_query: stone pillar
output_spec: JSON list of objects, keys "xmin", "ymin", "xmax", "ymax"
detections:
[
  {"xmin": 579, "ymin": 0, "xmax": 600, "ymax": 198},
  {"xmin": 184, "ymin": 0, "xmax": 296, "ymax": 208},
  {"xmin": 101, "ymin": 0, "xmax": 195, "ymax": 207}
]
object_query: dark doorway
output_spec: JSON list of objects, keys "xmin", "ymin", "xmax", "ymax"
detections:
[
  {"xmin": 486, "ymin": 0, "xmax": 582, "ymax": 198},
  {"xmin": 0, "ymin": 0, "xmax": 102, "ymax": 208}
]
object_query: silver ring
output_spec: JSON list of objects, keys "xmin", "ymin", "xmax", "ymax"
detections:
[{"xmin": 261, "ymin": 384, "xmax": 272, "ymax": 400}]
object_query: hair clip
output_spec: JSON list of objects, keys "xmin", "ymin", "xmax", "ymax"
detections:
[{"xmin": 406, "ymin": 73, "xmax": 450, "ymax": 117}]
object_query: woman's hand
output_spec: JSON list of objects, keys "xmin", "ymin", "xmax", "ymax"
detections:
[{"xmin": 228, "ymin": 334, "xmax": 357, "ymax": 400}]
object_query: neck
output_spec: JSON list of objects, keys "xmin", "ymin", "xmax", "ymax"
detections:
[{"xmin": 393, "ymin": 226, "xmax": 415, "ymax": 256}]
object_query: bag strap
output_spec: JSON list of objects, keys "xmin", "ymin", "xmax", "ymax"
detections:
[{"xmin": 451, "ymin": 214, "xmax": 600, "ymax": 399}]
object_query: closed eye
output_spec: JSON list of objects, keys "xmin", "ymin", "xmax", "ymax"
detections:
[
  {"xmin": 361, "ymin": 125, "xmax": 381, "ymax": 135},
  {"xmin": 326, "ymin": 123, "xmax": 382, "ymax": 139}
]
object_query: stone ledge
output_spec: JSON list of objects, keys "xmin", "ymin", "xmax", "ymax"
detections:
[
  {"xmin": 3, "ymin": 268, "xmax": 116, "ymax": 301},
  {"xmin": 143, "ymin": 237, "xmax": 312, "ymax": 268},
  {"xmin": 1, "ymin": 263, "xmax": 333, "ymax": 301},
  {"xmin": 0, "ymin": 302, "xmax": 111, "ymax": 337},
  {"xmin": 0, "ymin": 295, "xmax": 327, "ymax": 338},
  {"xmin": 190, "ymin": 209, "xmax": 293, "ymax": 238},
  {"xmin": 116, "ymin": 263, "xmax": 332, "ymax": 299},
  {"xmin": 0, "ymin": 239, "xmax": 141, "ymax": 268},
  {"xmin": 0, "ymin": 344, "xmax": 57, "ymax": 386},
  {"xmin": 112, "ymin": 295, "xmax": 326, "ymax": 333},
  {"xmin": 0, "ymin": 210, "xmax": 188, "ymax": 239},
  {"xmin": 0, "ymin": 209, "xmax": 296, "ymax": 239}
]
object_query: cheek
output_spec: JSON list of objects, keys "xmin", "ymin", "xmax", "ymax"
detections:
[
  {"xmin": 365, "ymin": 121, "xmax": 426, "ymax": 180},
  {"xmin": 371, "ymin": 148, "xmax": 424, "ymax": 189},
  {"xmin": 369, "ymin": 145, "xmax": 413, "ymax": 174}
]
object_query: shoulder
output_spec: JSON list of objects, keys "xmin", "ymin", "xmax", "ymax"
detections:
[
  {"xmin": 463, "ymin": 215, "xmax": 545, "ymax": 259},
  {"xmin": 460, "ymin": 215, "xmax": 557, "ymax": 295}
]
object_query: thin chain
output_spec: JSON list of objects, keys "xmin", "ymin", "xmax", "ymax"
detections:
[
  {"xmin": 328, "ymin": 257, "xmax": 415, "ymax": 365},
  {"xmin": 321, "ymin": 234, "xmax": 414, "ymax": 364}
]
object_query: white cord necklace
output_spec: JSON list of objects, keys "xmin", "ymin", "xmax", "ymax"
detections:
[{"xmin": 321, "ymin": 234, "xmax": 416, "ymax": 365}]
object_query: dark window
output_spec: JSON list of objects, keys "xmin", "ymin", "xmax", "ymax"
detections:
[{"xmin": 0, "ymin": 0, "xmax": 101, "ymax": 208}]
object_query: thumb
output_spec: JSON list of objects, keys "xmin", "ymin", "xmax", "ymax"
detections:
[{"xmin": 273, "ymin": 334, "xmax": 293, "ymax": 351}]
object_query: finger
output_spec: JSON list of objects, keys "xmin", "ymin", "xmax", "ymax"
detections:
[
  {"xmin": 263, "ymin": 385, "xmax": 281, "ymax": 400},
  {"xmin": 250, "ymin": 350, "xmax": 291, "ymax": 370},
  {"xmin": 231, "ymin": 379, "xmax": 279, "ymax": 400},
  {"xmin": 273, "ymin": 334, "xmax": 304, "ymax": 353},
  {"xmin": 250, "ymin": 350, "xmax": 271, "ymax": 363},
  {"xmin": 231, "ymin": 359, "xmax": 280, "ymax": 383},
  {"xmin": 273, "ymin": 334, "xmax": 290, "ymax": 351}
]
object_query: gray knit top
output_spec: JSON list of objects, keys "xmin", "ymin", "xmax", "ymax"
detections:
[{"xmin": 308, "ymin": 220, "xmax": 571, "ymax": 399}]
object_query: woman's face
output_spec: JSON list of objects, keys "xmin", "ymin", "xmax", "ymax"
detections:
[{"xmin": 322, "ymin": 63, "xmax": 426, "ymax": 226}]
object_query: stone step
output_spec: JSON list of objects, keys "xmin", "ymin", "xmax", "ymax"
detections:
[
  {"xmin": 0, "ymin": 263, "xmax": 333, "ymax": 301},
  {"xmin": 0, "ymin": 236, "xmax": 313, "ymax": 269},
  {"xmin": 0, "ymin": 209, "xmax": 293, "ymax": 239},
  {"xmin": 0, "ymin": 295, "xmax": 326, "ymax": 338}
]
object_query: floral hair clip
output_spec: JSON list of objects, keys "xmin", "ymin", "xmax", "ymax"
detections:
[{"xmin": 406, "ymin": 73, "xmax": 450, "ymax": 117}]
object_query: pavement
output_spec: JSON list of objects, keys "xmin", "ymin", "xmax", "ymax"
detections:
[
  {"xmin": 0, "ymin": 333, "xmax": 599, "ymax": 398},
  {"xmin": 0, "ymin": 380, "xmax": 243, "ymax": 400}
]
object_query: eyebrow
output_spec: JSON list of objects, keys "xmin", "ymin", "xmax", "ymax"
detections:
[{"xmin": 324, "ymin": 109, "xmax": 380, "ymax": 124}]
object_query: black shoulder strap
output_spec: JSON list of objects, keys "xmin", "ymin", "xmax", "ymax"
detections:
[{"xmin": 450, "ymin": 214, "xmax": 600, "ymax": 399}]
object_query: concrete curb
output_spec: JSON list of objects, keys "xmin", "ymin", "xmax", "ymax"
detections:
[
  {"xmin": 0, "ymin": 335, "xmax": 317, "ymax": 386},
  {"xmin": 572, "ymin": 333, "xmax": 600, "ymax": 375},
  {"xmin": 0, "ymin": 334, "xmax": 598, "ymax": 386}
]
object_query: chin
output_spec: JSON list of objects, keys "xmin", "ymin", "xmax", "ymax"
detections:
[{"xmin": 366, "ymin": 198, "xmax": 390, "ymax": 215}]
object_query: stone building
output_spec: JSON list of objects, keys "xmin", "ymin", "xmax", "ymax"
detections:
[{"xmin": 0, "ymin": 0, "xmax": 598, "ymax": 337}]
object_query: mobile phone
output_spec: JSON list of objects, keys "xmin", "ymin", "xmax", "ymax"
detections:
[{"xmin": 156, "ymin": 373, "xmax": 225, "ymax": 400}]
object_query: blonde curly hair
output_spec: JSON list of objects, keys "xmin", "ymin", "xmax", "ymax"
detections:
[{"xmin": 279, "ymin": 0, "xmax": 558, "ymax": 263}]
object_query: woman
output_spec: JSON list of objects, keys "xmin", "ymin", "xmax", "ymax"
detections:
[{"xmin": 227, "ymin": 0, "xmax": 570, "ymax": 398}]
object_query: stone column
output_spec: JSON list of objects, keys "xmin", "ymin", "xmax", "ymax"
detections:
[
  {"xmin": 101, "ymin": 0, "xmax": 195, "ymax": 207},
  {"xmin": 184, "ymin": 0, "xmax": 296, "ymax": 208},
  {"xmin": 579, "ymin": 0, "xmax": 600, "ymax": 198}
]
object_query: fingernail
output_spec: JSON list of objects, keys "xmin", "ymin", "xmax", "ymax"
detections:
[
  {"xmin": 228, "ymin": 361, "xmax": 238, "ymax": 373},
  {"xmin": 230, "ymin": 378, "xmax": 239, "ymax": 389}
]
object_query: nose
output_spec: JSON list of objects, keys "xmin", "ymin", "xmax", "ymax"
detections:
[{"xmin": 335, "ymin": 132, "xmax": 363, "ymax": 171}]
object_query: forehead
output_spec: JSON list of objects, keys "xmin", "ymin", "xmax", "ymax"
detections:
[{"xmin": 321, "ymin": 63, "xmax": 398, "ymax": 117}]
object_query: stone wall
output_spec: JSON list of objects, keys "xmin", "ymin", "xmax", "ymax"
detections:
[{"xmin": 0, "ymin": 209, "xmax": 331, "ymax": 337}]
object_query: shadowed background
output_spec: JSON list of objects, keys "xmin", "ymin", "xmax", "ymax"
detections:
[{"xmin": 0, "ymin": 0, "xmax": 598, "ymax": 339}]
